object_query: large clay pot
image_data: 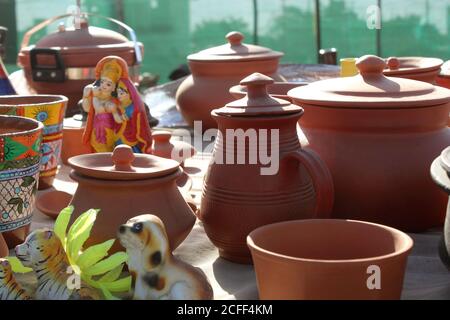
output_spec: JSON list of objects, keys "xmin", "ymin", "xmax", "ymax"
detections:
[
  {"xmin": 383, "ymin": 56, "xmax": 443, "ymax": 84},
  {"xmin": 199, "ymin": 73, "xmax": 334, "ymax": 264},
  {"xmin": 17, "ymin": 13, "xmax": 143, "ymax": 116},
  {"xmin": 0, "ymin": 95, "xmax": 67, "ymax": 189},
  {"xmin": 0, "ymin": 115, "xmax": 43, "ymax": 250},
  {"xmin": 176, "ymin": 31, "xmax": 285, "ymax": 130},
  {"xmin": 247, "ymin": 219, "xmax": 413, "ymax": 300},
  {"xmin": 68, "ymin": 144, "xmax": 195, "ymax": 253},
  {"xmin": 288, "ymin": 55, "xmax": 450, "ymax": 232},
  {"xmin": 430, "ymin": 147, "xmax": 450, "ymax": 268}
]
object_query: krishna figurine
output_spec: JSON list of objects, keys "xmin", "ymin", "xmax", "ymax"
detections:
[{"xmin": 82, "ymin": 56, "xmax": 152, "ymax": 153}]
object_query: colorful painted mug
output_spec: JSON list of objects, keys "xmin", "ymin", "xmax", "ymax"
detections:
[
  {"xmin": 0, "ymin": 115, "xmax": 43, "ymax": 239},
  {"xmin": 0, "ymin": 95, "xmax": 68, "ymax": 189}
]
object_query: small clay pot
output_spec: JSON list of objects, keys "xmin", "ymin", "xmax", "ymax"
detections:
[
  {"xmin": 0, "ymin": 115, "xmax": 43, "ymax": 249},
  {"xmin": 68, "ymin": 144, "xmax": 196, "ymax": 253},
  {"xmin": 0, "ymin": 95, "xmax": 68, "ymax": 189},
  {"xmin": 229, "ymin": 82, "xmax": 306, "ymax": 102},
  {"xmin": 176, "ymin": 31, "xmax": 285, "ymax": 130},
  {"xmin": 61, "ymin": 117, "xmax": 91, "ymax": 165},
  {"xmin": 383, "ymin": 56, "xmax": 443, "ymax": 84},
  {"xmin": 150, "ymin": 130, "xmax": 196, "ymax": 165},
  {"xmin": 247, "ymin": 219, "xmax": 413, "ymax": 300}
]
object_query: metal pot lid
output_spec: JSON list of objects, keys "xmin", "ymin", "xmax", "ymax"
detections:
[
  {"xmin": 68, "ymin": 144, "xmax": 180, "ymax": 181},
  {"xmin": 214, "ymin": 73, "xmax": 302, "ymax": 116},
  {"xmin": 188, "ymin": 31, "xmax": 283, "ymax": 62},
  {"xmin": 288, "ymin": 55, "xmax": 450, "ymax": 108},
  {"xmin": 383, "ymin": 56, "xmax": 443, "ymax": 76}
]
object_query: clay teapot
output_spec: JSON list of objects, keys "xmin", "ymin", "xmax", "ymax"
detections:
[
  {"xmin": 176, "ymin": 31, "xmax": 285, "ymax": 130},
  {"xmin": 288, "ymin": 55, "xmax": 450, "ymax": 232},
  {"xmin": 383, "ymin": 56, "xmax": 443, "ymax": 84},
  {"xmin": 199, "ymin": 73, "xmax": 334, "ymax": 264},
  {"xmin": 68, "ymin": 144, "xmax": 195, "ymax": 253}
]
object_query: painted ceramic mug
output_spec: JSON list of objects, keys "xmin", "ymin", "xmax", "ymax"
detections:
[
  {"xmin": 0, "ymin": 115, "xmax": 43, "ymax": 256},
  {"xmin": 0, "ymin": 95, "xmax": 68, "ymax": 189}
]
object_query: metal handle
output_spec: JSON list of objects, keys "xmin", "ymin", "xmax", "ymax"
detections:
[
  {"xmin": 30, "ymin": 48, "xmax": 65, "ymax": 82},
  {"xmin": 21, "ymin": 12, "xmax": 142, "ymax": 64}
]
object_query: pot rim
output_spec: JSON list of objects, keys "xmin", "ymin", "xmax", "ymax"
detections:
[
  {"xmin": 211, "ymin": 109, "xmax": 304, "ymax": 120},
  {"xmin": 0, "ymin": 94, "xmax": 68, "ymax": 107},
  {"xmin": 247, "ymin": 219, "xmax": 414, "ymax": 265},
  {"xmin": 0, "ymin": 114, "xmax": 44, "ymax": 137}
]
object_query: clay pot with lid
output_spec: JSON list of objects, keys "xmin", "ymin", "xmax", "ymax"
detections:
[
  {"xmin": 430, "ymin": 147, "xmax": 450, "ymax": 268},
  {"xmin": 176, "ymin": 31, "xmax": 285, "ymax": 130},
  {"xmin": 68, "ymin": 144, "xmax": 195, "ymax": 253},
  {"xmin": 384, "ymin": 56, "xmax": 443, "ymax": 84},
  {"xmin": 288, "ymin": 55, "xmax": 450, "ymax": 232},
  {"xmin": 199, "ymin": 73, "xmax": 334, "ymax": 264},
  {"xmin": 18, "ymin": 13, "xmax": 143, "ymax": 116}
]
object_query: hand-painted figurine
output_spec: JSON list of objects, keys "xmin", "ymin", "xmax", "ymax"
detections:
[
  {"xmin": 15, "ymin": 229, "xmax": 99, "ymax": 300},
  {"xmin": 82, "ymin": 55, "xmax": 152, "ymax": 153},
  {"xmin": 118, "ymin": 214, "xmax": 213, "ymax": 300},
  {"xmin": 0, "ymin": 258, "xmax": 31, "ymax": 300}
]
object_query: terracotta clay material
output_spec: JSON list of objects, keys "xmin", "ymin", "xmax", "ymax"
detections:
[
  {"xmin": 36, "ymin": 190, "xmax": 73, "ymax": 220},
  {"xmin": 383, "ymin": 56, "xmax": 443, "ymax": 84},
  {"xmin": 0, "ymin": 115, "xmax": 43, "ymax": 249},
  {"xmin": 150, "ymin": 130, "xmax": 196, "ymax": 165},
  {"xmin": 68, "ymin": 144, "xmax": 195, "ymax": 253},
  {"xmin": 229, "ymin": 82, "xmax": 306, "ymax": 102},
  {"xmin": 0, "ymin": 95, "xmax": 68, "ymax": 190},
  {"xmin": 61, "ymin": 117, "xmax": 91, "ymax": 165},
  {"xmin": 430, "ymin": 147, "xmax": 450, "ymax": 268},
  {"xmin": 288, "ymin": 55, "xmax": 450, "ymax": 232},
  {"xmin": 18, "ymin": 14, "xmax": 143, "ymax": 116},
  {"xmin": 248, "ymin": 219, "xmax": 413, "ymax": 300},
  {"xmin": 200, "ymin": 73, "xmax": 334, "ymax": 264},
  {"xmin": 176, "ymin": 31, "xmax": 285, "ymax": 130}
]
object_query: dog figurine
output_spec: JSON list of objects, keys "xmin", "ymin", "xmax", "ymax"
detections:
[{"xmin": 118, "ymin": 214, "xmax": 213, "ymax": 300}]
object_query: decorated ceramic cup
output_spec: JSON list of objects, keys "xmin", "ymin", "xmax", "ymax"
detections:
[
  {"xmin": 0, "ymin": 115, "xmax": 43, "ymax": 235},
  {"xmin": 0, "ymin": 95, "xmax": 68, "ymax": 189}
]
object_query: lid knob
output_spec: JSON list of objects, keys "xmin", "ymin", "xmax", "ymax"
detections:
[
  {"xmin": 111, "ymin": 144, "xmax": 135, "ymax": 172},
  {"xmin": 240, "ymin": 73, "xmax": 274, "ymax": 99},
  {"xmin": 226, "ymin": 31, "xmax": 244, "ymax": 46},
  {"xmin": 386, "ymin": 56, "xmax": 400, "ymax": 70},
  {"xmin": 356, "ymin": 55, "xmax": 387, "ymax": 76}
]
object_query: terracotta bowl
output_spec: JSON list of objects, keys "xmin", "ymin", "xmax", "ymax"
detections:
[
  {"xmin": 247, "ymin": 219, "xmax": 413, "ymax": 300},
  {"xmin": 229, "ymin": 82, "xmax": 306, "ymax": 102}
]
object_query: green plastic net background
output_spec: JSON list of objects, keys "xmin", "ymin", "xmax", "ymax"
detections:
[{"xmin": 1, "ymin": 0, "xmax": 449, "ymax": 83}]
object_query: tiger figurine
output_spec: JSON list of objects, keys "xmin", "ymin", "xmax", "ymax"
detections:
[
  {"xmin": 118, "ymin": 214, "xmax": 213, "ymax": 300},
  {"xmin": 0, "ymin": 258, "xmax": 32, "ymax": 300},
  {"xmin": 15, "ymin": 229, "xmax": 99, "ymax": 300}
]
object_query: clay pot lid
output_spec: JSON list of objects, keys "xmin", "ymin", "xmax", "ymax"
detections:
[
  {"xmin": 68, "ymin": 144, "xmax": 180, "ymax": 180},
  {"xmin": 440, "ymin": 60, "xmax": 450, "ymax": 78},
  {"xmin": 214, "ymin": 73, "xmax": 302, "ymax": 116},
  {"xmin": 188, "ymin": 31, "xmax": 283, "ymax": 62},
  {"xmin": 383, "ymin": 56, "xmax": 443, "ymax": 76},
  {"xmin": 288, "ymin": 55, "xmax": 450, "ymax": 108}
]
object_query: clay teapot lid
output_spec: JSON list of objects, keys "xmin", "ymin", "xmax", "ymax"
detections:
[
  {"xmin": 383, "ymin": 56, "xmax": 443, "ymax": 76},
  {"xmin": 188, "ymin": 31, "xmax": 283, "ymax": 62},
  {"xmin": 288, "ymin": 55, "xmax": 450, "ymax": 108},
  {"xmin": 68, "ymin": 144, "xmax": 179, "ymax": 180},
  {"xmin": 214, "ymin": 73, "xmax": 302, "ymax": 116}
]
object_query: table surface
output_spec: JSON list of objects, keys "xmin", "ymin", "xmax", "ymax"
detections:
[{"xmin": 18, "ymin": 151, "xmax": 450, "ymax": 300}]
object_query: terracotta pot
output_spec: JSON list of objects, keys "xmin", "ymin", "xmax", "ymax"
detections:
[
  {"xmin": 61, "ymin": 116, "xmax": 91, "ymax": 165},
  {"xmin": 383, "ymin": 56, "xmax": 443, "ymax": 84},
  {"xmin": 17, "ymin": 13, "xmax": 143, "ymax": 116},
  {"xmin": 176, "ymin": 31, "xmax": 285, "ymax": 130},
  {"xmin": 229, "ymin": 82, "xmax": 306, "ymax": 102},
  {"xmin": 247, "ymin": 219, "xmax": 413, "ymax": 300},
  {"xmin": 199, "ymin": 73, "xmax": 334, "ymax": 264},
  {"xmin": 150, "ymin": 130, "xmax": 196, "ymax": 165},
  {"xmin": 430, "ymin": 147, "xmax": 450, "ymax": 268},
  {"xmin": 0, "ymin": 95, "xmax": 67, "ymax": 189},
  {"xmin": 0, "ymin": 115, "xmax": 43, "ymax": 249},
  {"xmin": 68, "ymin": 144, "xmax": 195, "ymax": 253},
  {"xmin": 288, "ymin": 55, "xmax": 450, "ymax": 232}
]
